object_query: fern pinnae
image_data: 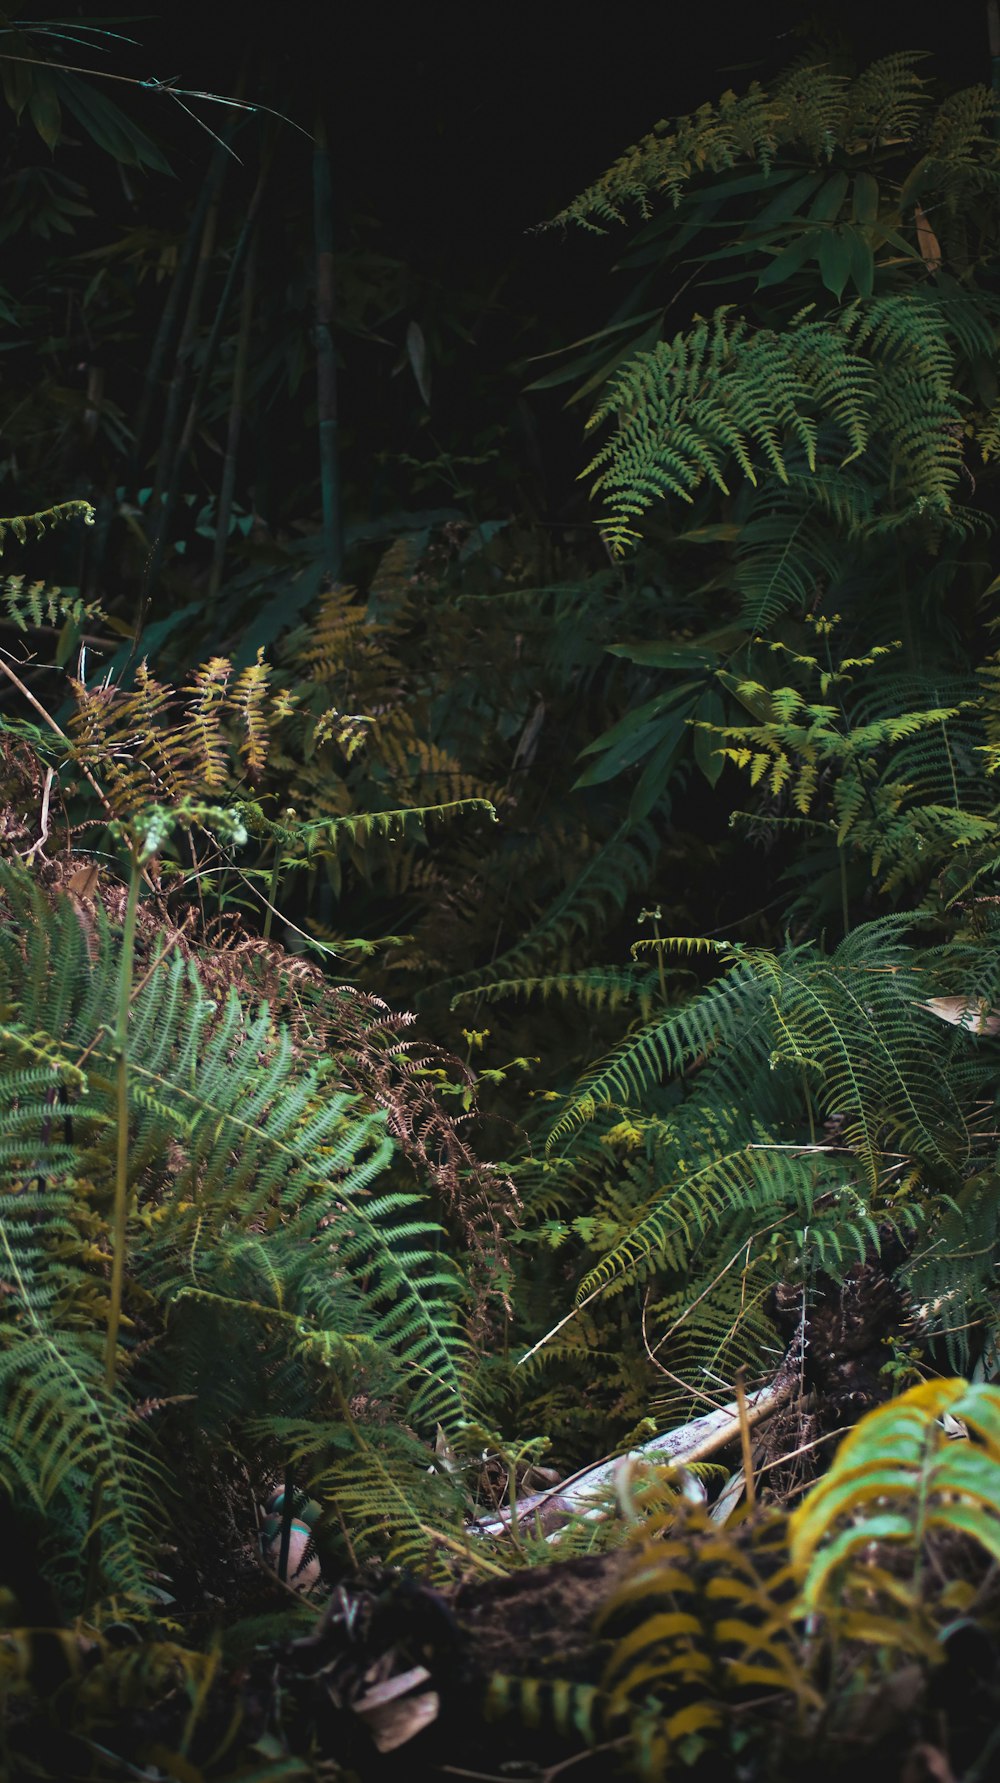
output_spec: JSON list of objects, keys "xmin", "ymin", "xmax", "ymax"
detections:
[
  {"xmin": 0, "ymin": 1205, "xmax": 159, "ymax": 1604},
  {"xmin": 546, "ymin": 954, "xmax": 767, "ymax": 1150}
]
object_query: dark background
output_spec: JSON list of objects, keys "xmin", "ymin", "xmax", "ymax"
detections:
[
  {"xmin": 119, "ymin": 0, "xmax": 997, "ymax": 511},
  {"xmin": 149, "ymin": 1, "xmax": 992, "ymax": 262},
  {"xmin": 9, "ymin": 2, "xmax": 995, "ymax": 545}
]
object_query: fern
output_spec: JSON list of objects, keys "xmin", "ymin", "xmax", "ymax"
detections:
[
  {"xmin": 552, "ymin": 54, "xmax": 991, "ymax": 233},
  {"xmin": 436, "ymin": 823, "xmax": 660, "ymax": 1003},
  {"xmin": 790, "ymin": 1377, "xmax": 1000, "ymax": 1605},
  {"xmin": 0, "ymin": 859, "xmax": 476, "ymax": 1609},
  {"xmin": 0, "ymin": 574, "xmax": 102, "ymax": 634},
  {"xmin": 0, "ymin": 500, "xmax": 95, "ymax": 554},
  {"xmin": 585, "ymin": 299, "xmax": 969, "ymax": 555}
]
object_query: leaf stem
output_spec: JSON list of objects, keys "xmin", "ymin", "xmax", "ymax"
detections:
[{"xmin": 104, "ymin": 855, "xmax": 141, "ymax": 1390}]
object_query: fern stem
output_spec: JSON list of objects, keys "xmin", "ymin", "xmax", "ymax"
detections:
[
  {"xmin": 104, "ymin": 856, "xmax": 141, "ymax": 1390},
  {"xmin": 262, "ymin": 846, "xmax": 282, "ymax": 943},
  {"xmin": 801, "ymin": 1065, "xmax": 817, "ymax": 1147},
  {"xmin": 651, "ymin": 911, "xmax": 668, "ymax": 1005}
]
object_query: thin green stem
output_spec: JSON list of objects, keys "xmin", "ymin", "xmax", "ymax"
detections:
[
  {"xmin": 839, "ymin": 843, "xmax": 850, "ymax": 941},
  {"xmin": 262, "ymin": 847, "xmax": 282, "ymax": 942},
  {"xmin": 801, "ymin": 1064, "xmax": 817, "ymax": 1148},
  {"xmin": 104, "ymin": 856, "xmax": 141, "ymax": 1390},
  {"xmin": 652, "ymin": 915, "xmax": 668, "ymax": 1005}
]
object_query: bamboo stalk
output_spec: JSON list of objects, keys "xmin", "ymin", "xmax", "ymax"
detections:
[
  {"xmin": 208, "ymin": 223, "xmax": 258, "ymax": 601},
  {"xmin": 148, "ymin": 162, "xmax": 267, "ymax": 591},
  {"xmin": 148, "ymin": 136, "xmax": 232, "ymax": 518},
  {"xmin": 735, "ymin": 1367, "xmax": 756, "ymax": 1510},
  {"xmin": 132, "ymin": 163, "xmax": 219, "ymax": 478},
  {"xmin": 313, "ymin": 113, "xmax": 342, "ymax": 577}
]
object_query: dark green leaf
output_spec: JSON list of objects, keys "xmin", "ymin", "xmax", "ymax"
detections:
[
  {"xmin": 852, "ymin": 172, "xmax": 879, "ymax": 228},
  {"xmin": 849, "ymin": 228, "xmax": 875, "ymax": 299},
  {"xmin": 747, "ymin": 171, "xmax": 825, "ymax": 234},
  {"xmin": 757, "ymin": 230, "xmax": 821, "ymax": 290},
  {"xmin": 1, "ymin": 55, "xmax": 32, "ymax": 122},
  {"xmin": 608, "ymin": 642, "xmax": 717, "ymax": 669},
  {"xmin": 56, "ymin": 72, "xmax": 170, "ymax": 173},
  {"xmin": 808, "ymin": 171, "xmax": 850, "ymax": 224},
  {"xmin": 819, "ymin": 227, "xmax": 852, "ymax": 300},
  {"xmin": 578, "ymin": 682, "xmax": 703, "ymax": 758},
  {"xmin": 692, "ymin": 687, "xmax": 727, "ymax": 786},
  {"xmin": 628, "ymin": 720, "xmax": 689, "ymax": 819},
  {"xmin": 574, "ymin": 718, "xmax": 666, "ymax": 787},
  {"xmin": 27, "ymin": 75, "xmax": 61, "ymax": 149}
]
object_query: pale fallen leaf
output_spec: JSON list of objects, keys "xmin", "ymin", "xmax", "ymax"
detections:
[
  {"xmin": 921, "ymin": 996, "xmax": 1000, "ymax": 1036},
  {"xmin": 352, "ymin": 1665, "xmax": 439, "ymax": 1752},
  {"xmin": 901, "ymin": 1742, "xmax": 956, "ymax": 1783}
]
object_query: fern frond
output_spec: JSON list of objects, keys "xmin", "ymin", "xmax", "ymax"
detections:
[
  {"xmin": 0, "ymin": 500, "xmax": 95, "ymax": 554},
  {"xmin": 791, "ymin": 1378, "xmax": 1000, "ymax": 1604},
  {"xmin": 0, "ymin": 574, "xmax": 102, "ymax": 633},
  {"xmin": 586, "ymin": 300, "xmax": 964, "ymax": 555}
]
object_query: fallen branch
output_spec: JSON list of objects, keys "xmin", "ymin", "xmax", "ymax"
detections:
[{"xmin": 470, "ymin": 1375, "xmax": 796, "ymax": 1539}]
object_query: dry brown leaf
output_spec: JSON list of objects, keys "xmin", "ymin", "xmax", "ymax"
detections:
[
  {"xmin": 914, "ymin": 204, "xmax": 942, "ymax": 273},
  {"xmin": 67, "ymin": 862, "xmax": 100, "ymax": 901}
]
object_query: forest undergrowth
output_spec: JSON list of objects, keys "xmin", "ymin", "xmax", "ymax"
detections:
[{"xmin": 4, "ymin": 20, "xmax": 1000, "ymax": 1783}]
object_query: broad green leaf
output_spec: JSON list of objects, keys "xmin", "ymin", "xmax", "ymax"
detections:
[
  {"xmin": 27, "ymin": 74, "xmax": 61, "ymax": 149},
  {"xmin": 757, "ymin": 230, "xmax": 821, "ymax": 290},
  {"xmin": 716, "ymin": 670, "xmax": 773, "ymax": 722},
  {"xmin": 746, "ymin": 170, "xmax": 825, "ymax": 234},
  {"xmin": 851, "ymin": 172, "xmax": 880, "ymax": 228},
  {"xmin": 57, "ymin": 72, "xmax": 171, "ymax": 173},
  {"xmin": 692, "ymin": 687, "xmax": 726, "ymax": 786},
  {"xmin": 574, "ymin": 718, "xmax": 669, "ymax": 787},
  {"xmin": 819, "ymin": 227, "xmax": 852, "ymax": 300},
  {"xmin": 607, "ymin": 641, "xmax": 718, "ymax": 669},
  {"xmin": 873, "ymin": 223, "xmax": 923, "ymax": 262},
  {"xmin": 808, "ymin": 171, "xmax": 850, "ymax": 224},
  {"xmin": 1, "ymin": 54, "xmax": 32, "ymax": 121},
  {"xmin": 628, "ymin": 717, "xmax": 690, "ymax": 819},
  {"xmin": 849, "ymin": 228, "xmax": 875, "ymax": 299},
  {"xmin": 577, "ymin": 682, "xmax": 702, "ymax": 757}
]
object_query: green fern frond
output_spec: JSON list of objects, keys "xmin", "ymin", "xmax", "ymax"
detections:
[
  {"xmin": 438, "ymin": 824, "xmax": 660, "ymax": 1004},
  {"xmin": 0, "ymin": 574, "xmax": 102, "ymax": 633},
  {"xmin": 0, "ymin": 500, "xmax": 95, "ymax": 554},
  {"xmin": 586, "ymin": 300, "xmax": 965, "ymax": 555},
  {"xmin": 790, "ymin": 1377, "xmax": 1000, "ymax": 1604},
  {"xmin": 451, "ymin": 967, "xmax": 660, "ymax": 1016},
  {"xmin": 0, "ymin": 857, "xmax": 478, "ymax": 1612}
]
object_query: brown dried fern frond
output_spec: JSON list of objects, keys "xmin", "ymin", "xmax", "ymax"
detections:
[{"xmin": 67, "ymin": 649, "xmax": 279, "ymax": 817}]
